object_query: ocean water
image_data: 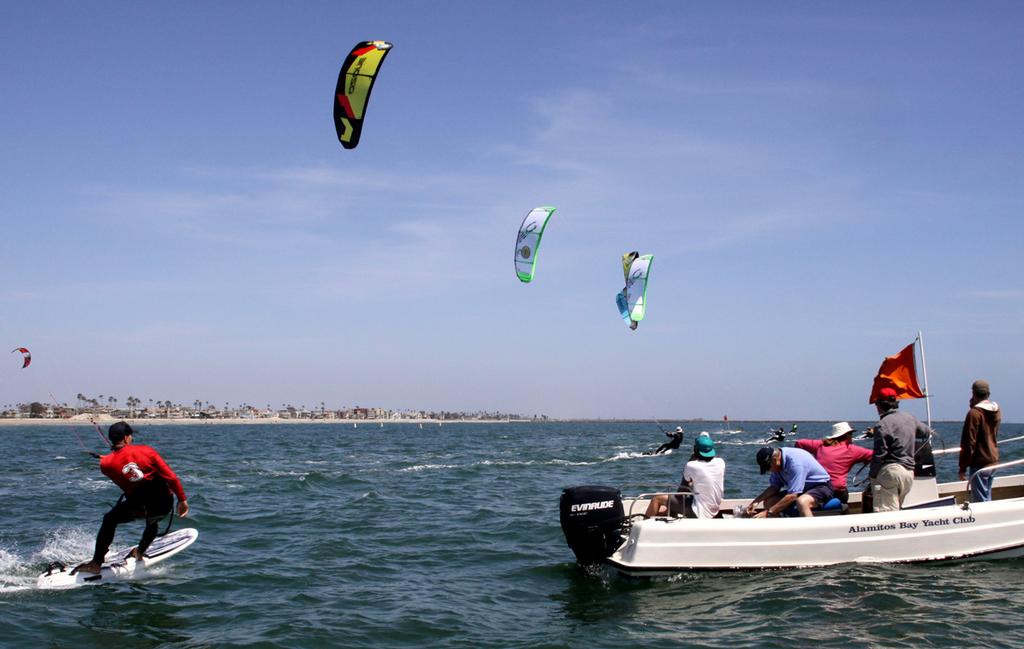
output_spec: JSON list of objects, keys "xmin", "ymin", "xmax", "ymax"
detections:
[{"xmin": 2, "ymin": 420, "xmax": 1023, "ymax": 648}]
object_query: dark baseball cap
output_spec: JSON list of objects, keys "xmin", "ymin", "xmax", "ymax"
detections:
[
  {"xmin": 108, "ymin": 421, "xmax": 135, "ymax": 444},
  {"xmin": 756, "ymin": 446, "xmax": 775, "ymax": 474}
]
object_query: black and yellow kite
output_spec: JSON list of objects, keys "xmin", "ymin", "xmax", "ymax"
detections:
[{"xmin": 333, "ymin": 41, "xmax": 393, "ymax": 149}]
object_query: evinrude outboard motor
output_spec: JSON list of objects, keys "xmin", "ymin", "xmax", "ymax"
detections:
[{"xmin": 559, "ymin": 485, "xmax": 626, "ymax": 566}]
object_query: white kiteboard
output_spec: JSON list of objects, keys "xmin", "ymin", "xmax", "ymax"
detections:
[{"xmin": 37, "ymin": 527, "xmax": 198, "ymax": 589}]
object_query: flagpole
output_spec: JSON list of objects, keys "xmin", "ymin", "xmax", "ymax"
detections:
[{"xmin": 917, "ymin": 330, "xmax": 932, "ymax": 429}]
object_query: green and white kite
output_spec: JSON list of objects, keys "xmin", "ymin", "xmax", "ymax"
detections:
[
  {"xmin": 624, "ymin": 254, "xmax": 654, "ymax": 323},
  {"xmin": 514, "ymin": 207, "xmax": 556, "ymax": 283}
]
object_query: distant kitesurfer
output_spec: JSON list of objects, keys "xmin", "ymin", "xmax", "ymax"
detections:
[
  {"xmin": 649, "ymin": 426, "xmax": 684, "ymax": 455},
  {"xmin": 72, "ymin": 422, "xmax": 189, "ymax": 575},
  {"xmin": 763, "ymin": 427, "xmax": 786, "ymax": 443}
]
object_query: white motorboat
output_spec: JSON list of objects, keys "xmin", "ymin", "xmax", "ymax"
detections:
[{"xmin": 559, "ymin": 462, "xmax": 1024, "ymax": 576}]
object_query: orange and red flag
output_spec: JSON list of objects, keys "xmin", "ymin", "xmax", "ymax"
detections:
[{"xmin": 869, "ymin": 342, "xmax": 925, "ymax": 404}]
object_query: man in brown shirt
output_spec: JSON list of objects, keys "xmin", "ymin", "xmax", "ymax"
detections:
[{"xmin": 959, "ymin": 379, "xmax": 1002, "ymax": 502}]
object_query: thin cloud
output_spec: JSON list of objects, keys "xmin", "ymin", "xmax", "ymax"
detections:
[{"xmin": 962, "ymin": 289, "xmax": 1024, "ymax": 300}]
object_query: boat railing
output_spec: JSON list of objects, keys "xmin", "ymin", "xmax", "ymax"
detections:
[
  {"xmin": 627, "ymin": 490, "xmax": 695, "ymax": 519},
  {"xmin": 966, "ymin": 457, "xmax": 1024, "ymax": 491},
  {"xmin": 933, "ymin": 434, "xmax": 1024, "ymax": 456}
]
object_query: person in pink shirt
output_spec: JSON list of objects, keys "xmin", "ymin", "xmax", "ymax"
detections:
[{"xmin": 794, "ymin": 422, "xmax": 872, "ymax": 503}]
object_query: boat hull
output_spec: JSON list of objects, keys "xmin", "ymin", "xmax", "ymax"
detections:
[{"xmin": 607, "ymin": 497, "xmax": 1024, "ymax": 575}]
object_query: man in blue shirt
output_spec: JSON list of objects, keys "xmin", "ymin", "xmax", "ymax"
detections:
[{"xmin": 746, "ymin": 446, "xmax": 834, "ymax": 517}]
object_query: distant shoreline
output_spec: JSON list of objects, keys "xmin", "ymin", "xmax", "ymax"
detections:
[
  {"xmin": 0, "ymin": 417, "xmax": 972, "ymax": 426},
  {"xmin": 0, "ymin": 417, "xmax": 535, "ymax": 426}
]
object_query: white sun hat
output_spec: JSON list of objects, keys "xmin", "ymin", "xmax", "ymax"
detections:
[{"xmin": 826, "ymin": 421, "xmax": 855, "ymax": 440}]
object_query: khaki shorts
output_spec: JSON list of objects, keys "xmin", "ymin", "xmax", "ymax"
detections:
[{"xmin": 871, "ymin": 463, "xmax": 914, "ymax": 512}]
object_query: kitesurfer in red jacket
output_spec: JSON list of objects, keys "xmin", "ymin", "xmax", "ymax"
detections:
[{"xmin": 72, "ymin": 421, "xmax": 189, "ymax": 574}]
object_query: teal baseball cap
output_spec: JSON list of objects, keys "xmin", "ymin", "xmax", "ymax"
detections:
[{"xmin": 694, "ymin": 433, "xmax": 716, "ymax": 458}]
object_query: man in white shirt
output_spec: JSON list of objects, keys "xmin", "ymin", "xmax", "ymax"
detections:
[{"xmin": 644, "ymin": 433, "xmax": 726, "ymax": 519}]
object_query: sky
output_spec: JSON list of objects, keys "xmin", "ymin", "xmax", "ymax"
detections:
[{"xmin": 1, "ymin": 2, "xmax": 1022, "ymax": 421}]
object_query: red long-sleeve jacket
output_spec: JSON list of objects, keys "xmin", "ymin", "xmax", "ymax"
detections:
[{"xmin": 100, "ymin": 444, "xmax": 186, "ymax": 502}]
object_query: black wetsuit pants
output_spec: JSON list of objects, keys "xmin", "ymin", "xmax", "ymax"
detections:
[
  {"xmin": 654, "ymin": 435, "xmax": 683, "ymax": 454},
  {"xmin": 92, "ymin": 480, "xmax": 173, "ymax": 564}
]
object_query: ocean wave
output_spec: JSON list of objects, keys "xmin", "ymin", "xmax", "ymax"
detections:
[
  {"xmin": 548, "ymin": 458, "xmax": 600, "ymax": 466},
  {"xmin": 350, "ymin": 490, "xmax": 383, "ymax": 503},
  {"xmin": 0, "ymin": 547, "xmax": 32, "ymax": 593},
  {"xmin": 603, "ymin": 451, "xmax": 666, "ymax": 462},
  {"xmin": 401, "ymin": 458, "xmax": 605, "ymax": 472},
  {"xmin": 399, "ymin": 463, "xmax": 459, "ymax": 473}
]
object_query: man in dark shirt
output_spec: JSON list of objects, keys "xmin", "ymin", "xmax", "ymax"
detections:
[{"xmin": 869, "ymin": 388, "xmax": 928, "ymax": 511}]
